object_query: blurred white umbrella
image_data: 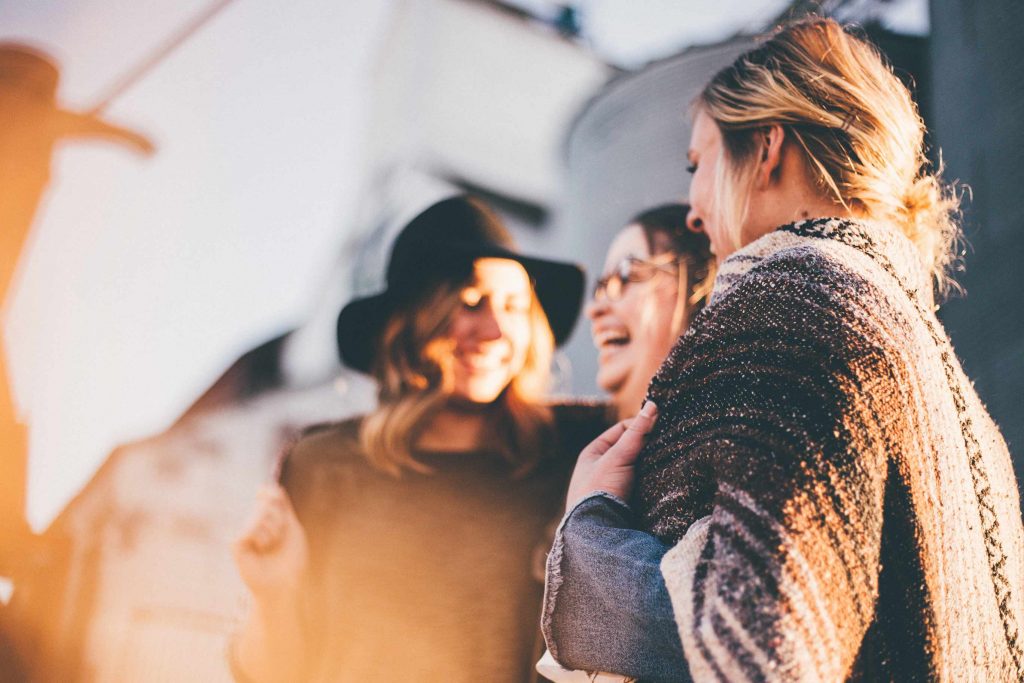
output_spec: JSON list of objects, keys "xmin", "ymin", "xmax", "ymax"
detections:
[{"xmin": 0, "ymin": 0, "xmax": 395, "ymax": 531}]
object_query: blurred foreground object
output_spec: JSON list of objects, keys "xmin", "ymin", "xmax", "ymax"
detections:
[
  {"xmin": 0, "ymin": 42, "xmax": 155, "ymax": 571},
  {"xmin": 0, "ymin": 43, "xmax": 155, "ymax": 286},
  {"xmin": 0, "ymin": 41, "xmax": 153, "ymax": 681}
]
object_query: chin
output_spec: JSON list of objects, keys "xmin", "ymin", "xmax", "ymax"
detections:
[
  {"xmin": 596, "ymin": 363, "xmax": 629, "ymax": 394},
  {"xmin": 466, "ymin": 393, "xmax": 502, "ymax": 405},
  {"xmin": 454, "ymin": 378, "xmax": 511, "ymax": 405}
]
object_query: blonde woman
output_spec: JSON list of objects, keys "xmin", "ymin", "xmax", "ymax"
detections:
[
  {"xmin": 231, "ymin": 196, "xmax": 606, "ymax": 682},
  {"xmin": 544, "ymin": 18, "xmax": 1024, "ymax": 682}
]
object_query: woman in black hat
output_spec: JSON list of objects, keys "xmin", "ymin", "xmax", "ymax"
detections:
[{"xmin": 230, "ymin": 195, "xmax": 607, "ymax": 682}]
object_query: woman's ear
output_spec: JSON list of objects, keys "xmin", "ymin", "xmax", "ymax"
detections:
[{"xmin": 756, "ymin": 124, "xmax": 786, "ymax": 188}]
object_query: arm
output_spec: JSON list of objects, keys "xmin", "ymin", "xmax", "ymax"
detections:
[
  {"xmin": 542, "ymin": 406, "xmax": 692, "ymax": 682},
  {"xmin": 543, "ymin": 492, "xmax": 690, "ymax": 683},
  {"xmin": 658, "ymin": 438, "xmax": 886, "ymax": 682},
  {"xmin": 231, "ymin": 430, "xmax": 336, "ymax": 683},
  {"xmin": 231, "ymin": 485, "xmax": 310, "ymax": 683}
]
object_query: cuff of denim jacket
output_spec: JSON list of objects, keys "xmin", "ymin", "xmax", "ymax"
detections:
[
  {"xmin": 541, "ymin": 491, "xmax": 637, "ymax": 662},
  {"xmin": 563, "ymin": 490, "xmax": 634, "ymax": 527}
]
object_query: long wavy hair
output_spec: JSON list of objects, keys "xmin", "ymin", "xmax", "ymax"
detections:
[
  {"xmin": 358, "ymin": 272, "xmax": 555, "ymax": 478},
  {"xmin": 696, "ymin": 17, "xmax": 962, "ymax": 298}
]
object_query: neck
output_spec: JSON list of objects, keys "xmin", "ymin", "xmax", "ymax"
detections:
[
  {"xmin": 745, "ymin": 145, "xmax": 860, "ymax": 246},
  {"xmin": 744, "ymin": 199, "xmax": 857, "ymax": 250},
  {"xmin": 415, "ymin": 400, "xmax": 495, "ymax": 451},
  {"xmin": 613, "ymin": 370, "xmax": 654, "ymax": 422},
  {"xmin": 614, "ymin": 398, "xmax": 638, "ymax": 423},
  {"xmin": 786, "ymin": 194, "xmax": 857, "ymax": 224}
]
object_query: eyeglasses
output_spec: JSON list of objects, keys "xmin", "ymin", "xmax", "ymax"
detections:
[{"xmin": 592, "ymin": 253, "xmax": 684, "ymax": 302}]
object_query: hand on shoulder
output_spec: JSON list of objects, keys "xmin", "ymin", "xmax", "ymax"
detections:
[{"xmin": 564, "ymin": 401, "xmax": 658, "ymax": 511}]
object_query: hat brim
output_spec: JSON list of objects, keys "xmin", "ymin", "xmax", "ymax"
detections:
[
  {"xmin": 337, "ymin": 247, "xmax": 584, "ymax": 374},
  {"xmin": 336, "ymin": 291, "xmax": 395, "ymax": 374}
]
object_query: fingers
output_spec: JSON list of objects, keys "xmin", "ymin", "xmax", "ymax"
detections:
[
  {"xmin": 603, "ymin": 401, "xmax": 658, "ymax": 468},
  {"xmin": 236, "ymin": 485, "xmax": 295, "ymax": 555},
  {"xmin": 626, "ymin": 400, "xmax": 658, "ymax": 435},
  {"xmin": 564, "ymin": 402, "xmax": 659, "ymax": 507},
  {"xmin": 579, "ymin": 420, "xmax": 630, "ymax": 460}
]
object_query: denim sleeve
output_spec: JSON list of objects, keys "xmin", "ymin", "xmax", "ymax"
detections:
[{"xmin": 541, "ymin": 492, "xmax": 691, "ymax": 683}]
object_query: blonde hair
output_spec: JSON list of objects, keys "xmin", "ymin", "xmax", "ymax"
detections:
[
  {"xmin": 359, "ymin": 275, "xmax": 555, "ymax": 477},
  {"xmin": 697, "ymin": 17, "xmax": 962, "ymax": 297}
]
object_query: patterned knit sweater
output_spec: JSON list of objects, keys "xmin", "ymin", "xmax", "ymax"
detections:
[{"xmin": 637, "ymin": 218, "xmax": 1024, "ymax": 681}]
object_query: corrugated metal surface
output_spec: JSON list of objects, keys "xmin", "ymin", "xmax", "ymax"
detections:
[
  {"xmin": 556, "ymin": 37, "xmax": 755, "ymax": 396},
  {"xmin": 932, "ymin": 0, "xmax": 1024, "ymax": 482}
]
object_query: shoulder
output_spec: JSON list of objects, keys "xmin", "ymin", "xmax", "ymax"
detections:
[
  {"xmin": 279, "ymin": 416, "xmax": 367, "ymax": 498},
  {"xmin": 654, "ymin": 237, "xmax": 906, "ymax": 405},
  {"xmin": 287, "ymin": 417, "xmax": 362, "ymax": 464},
  {"xmin": 709, "ymin": 219, "xmax": 916, "ymax": 327},
  {"xmin": 698, "ymin": 240, "xmax": 899, "ymax": 350},
  {"xmin": 738, "ymin": 242, "xmax": 869, "ymax": 301}
]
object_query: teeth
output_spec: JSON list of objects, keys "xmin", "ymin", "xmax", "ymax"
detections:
[{"xmin": 594, "ymin": 329, "xmax": 630, "ymax": 347}]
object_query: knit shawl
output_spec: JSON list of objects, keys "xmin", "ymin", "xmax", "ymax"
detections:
[{"xmin": 638, "ymin": 218, "xmax": 1024, "ymax": 681}]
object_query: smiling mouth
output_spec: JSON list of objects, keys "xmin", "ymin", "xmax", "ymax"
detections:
[{"xmin": 594, "ymin": 329, "xmax": 631, "ymax": 349}]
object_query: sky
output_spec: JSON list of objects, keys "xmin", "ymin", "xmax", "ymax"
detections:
[
  {"xmin": 1, "ymin": 0, "xmax": 928, "ymax": 530},
  {"xmin": 507, "ymin": 0, "xmax": 927, "ymax": 66}
]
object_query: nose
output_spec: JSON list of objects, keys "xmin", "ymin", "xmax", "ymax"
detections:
[
  {"xmin": 685, "ymin": 206, "xmax": 704, "ymax": 234},
  {"xmin": 474, "ymin": 304, "xmax": 503, "ymax": 342},
  {"xmin": 586, "ymin": 295, "xmax": 610, "ymax": 321}
]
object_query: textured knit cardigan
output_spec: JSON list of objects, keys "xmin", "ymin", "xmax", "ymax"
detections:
[{"xmin": 637, "ymin": 218, "xmax": 1024, "ymax": 681}]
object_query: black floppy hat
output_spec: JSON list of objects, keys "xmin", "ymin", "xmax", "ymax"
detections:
[{"xmin": 337, "ymin": 195, "xmax": 585, "ymax": 374}]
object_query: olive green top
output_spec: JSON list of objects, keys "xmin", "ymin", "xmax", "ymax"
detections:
[{"xmin": 279, "ymin": 402, "xmax": 609, "ymax": 682}]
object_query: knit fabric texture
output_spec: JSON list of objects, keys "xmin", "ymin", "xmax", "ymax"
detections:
[{"xmin": 639, "ymin": 218, "xmax": 1024, "ymax": 681}]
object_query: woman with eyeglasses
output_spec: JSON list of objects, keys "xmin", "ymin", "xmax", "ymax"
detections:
[
  {"xmin": 588, "ymin": 204, "xmax": 714, "ymax": 421},
  {"xmin": 536, "ymin": 205, "xmax": 714, "ymax": 683}
]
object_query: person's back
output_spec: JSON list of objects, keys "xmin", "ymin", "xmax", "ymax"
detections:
[
  {"xmin": 643, "ymin": 217, "xmax": 1024, "ymax": 680},
  {"xmin": 540, "ymin": 18, "xmax": 1024, "ymax": 682}
]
